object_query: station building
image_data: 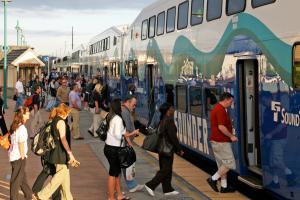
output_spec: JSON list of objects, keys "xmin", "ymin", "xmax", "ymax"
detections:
[{"xmin": 0, "ymin": 46, "xmax": 45, "ymax": 97}]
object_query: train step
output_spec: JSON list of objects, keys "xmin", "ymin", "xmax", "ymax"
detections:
[{"xmin": 238, "ymin": 175, "xmax": 263, "ymax": 189}]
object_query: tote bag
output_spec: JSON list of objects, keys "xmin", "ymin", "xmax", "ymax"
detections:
[{"xmin": 118, "ymin": 137, "xmax": 136, "ymax": 168}]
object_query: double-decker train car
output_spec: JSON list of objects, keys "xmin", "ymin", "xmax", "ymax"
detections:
[
  {"xmin": 117, "ymin": 0, "xmax": 300, "ymax": 199},
  {"xmin": 81, "ymin": 0, "xmax": 300, "ymax": 198}
]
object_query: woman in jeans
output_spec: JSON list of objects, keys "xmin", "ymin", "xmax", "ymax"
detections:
[
  {"xmin": 8, "ymin": 107, "xmax": 32, "ymax": 200},
  {"xmin": 104, "ymin": 98, "xmax": 139, "ymax": 200},
  {"xmin": 144, "ymin": 103, "xmax": 184, "ymax": 197},
  {"xmin": 33, "ymin": 103, "xmax": 79, "ymax": 200}
]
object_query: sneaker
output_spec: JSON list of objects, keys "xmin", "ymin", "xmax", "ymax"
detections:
[
  {"xmin": 207, "ymin": 177, "xmax": 219, "ymax": 192},
  {"xmin": 220, "ymin": 186, "xmax": 236, "ymax": 193},
  {"xmin": 164, "ymin": 190, "xmax": 179, "ymax": 196},
  {"xmin": 129, "ymin": 184, "xmax": 144, "ymax": 193},
  {"xmin": 144, "ymin": 184, "xmax": 154, "ymax": 196}
]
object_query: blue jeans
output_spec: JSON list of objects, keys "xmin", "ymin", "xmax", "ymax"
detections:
[
  {"xmin": 122, "ymin": 168, "xmax": 138, "ymax": 190},
  {"xmin": 15, "ymin": 94, "xmax": 24, "ymax": 110}
]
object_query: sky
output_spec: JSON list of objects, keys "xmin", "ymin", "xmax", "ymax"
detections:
[{"xmin": 0, "ymin": 0, "xmax": 156, "ymax": 56}]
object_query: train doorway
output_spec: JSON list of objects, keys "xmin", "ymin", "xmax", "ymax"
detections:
[
  {"xmin": 146, "ymin": 64, "xmax": 155, "ymax": 121},
  {"xmin": 238, "ymin": 59, "xmax": 262, "ymax": 175}
]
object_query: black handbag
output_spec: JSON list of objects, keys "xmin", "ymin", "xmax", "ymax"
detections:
[
  {"xmin": 96, "ymin": 114, "xmax": 113, "ymax": 141},
  {"xmin": 13, "ymin": 94, "xmax": 18, "ymax": 101},
  {"xmin": 157, "ymin": 134, "xmax": 173, "ymax": 157},
  {"xmin": 118, "ymin": 137, "xmax": 136, "ymax": 168},
  {"xmin": 142, "ymin": 127, "xmax": 159, "ymax": 153}
]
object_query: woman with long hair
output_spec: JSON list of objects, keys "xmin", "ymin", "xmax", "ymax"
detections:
[
  {"xmin": 104, "ymin": 98, "xmax": 139, "ymax": 200},
  {"xmin": 144, "ymin": 103, "xmax": 184, "ymax": 197},
  {"xmin": 88, "ymin": 83, "xmax": 105, "ymax": 137},
  {"xmin": 33, "ymin": 103, "xmax": 79, "ymax": 200},
  {"xmin": 0, "ymin": 87, "xmax": 8, "ymax": 135},
  {"xmin": 8, "ymin": 107, "xmax": 32, "ymax": 200}
]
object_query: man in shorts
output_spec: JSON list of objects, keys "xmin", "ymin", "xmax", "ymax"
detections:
[{"xmin": 207, "ymin": 92, "xmax": 237, "ymax": 193}]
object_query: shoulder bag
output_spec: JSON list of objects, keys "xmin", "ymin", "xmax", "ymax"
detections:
[
  {"xmin": 142, "ymin": 127, "xmax": 159, "ymax": 153},
  {"xmin": 118, "ymin": 136, "xmax": 136, "ymax": 168}
]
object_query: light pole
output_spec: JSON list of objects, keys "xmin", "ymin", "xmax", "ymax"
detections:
[
  {"xmin": 2, "ymin": 0, "xmax": 12, "ymax": 108},
  {"xmin": 15, "ymin": 20, "xmax": 21, "ymax": 46}
]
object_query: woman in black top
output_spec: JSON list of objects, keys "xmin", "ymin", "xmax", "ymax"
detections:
[
  {"xmin": 145, "ymin": 103, "xmax": 184, "ymax": 197},
  {"xmin": 0, "ymin": 87, "xmax": 8, "ymax": 135},
  {"xmin": 33, "ymin": 103, "xmax": 79, "ymax": 200}
]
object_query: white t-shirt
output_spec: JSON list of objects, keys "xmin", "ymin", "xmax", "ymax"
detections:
[
  {"xmin": 15, "ymin": 80, "xmax": 24, "ymax": 94},
  {"xmin": 105, "ymin": 115, "xmax": 126, "ymax": 147},
  {"xmin": 8, "ymin": 125, "xmax": 28, "ymax": 162}
]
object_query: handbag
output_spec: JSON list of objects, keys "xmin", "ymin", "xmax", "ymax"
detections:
[
  {"xmin": 157, "ymin": 134, "xmax": 173, "ymax": 157},
  {"xmin": 96, "ymin": 114, "xmax": 112, "ymax": 141},
  {"xmin": 142, "ymin": 127, "xmax": 159, "ymax": 153},
  {"xmin": 118, "ymin": 137, "xmax": 136, "ymax": 168},
  {"xmin": 13, "ymin": 94, "xmax": 18, "ymax": 101}
]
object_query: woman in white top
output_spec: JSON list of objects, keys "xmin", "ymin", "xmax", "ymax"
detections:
[
  {"xmin": 104, "ymin": 98, "xmax": 139, "ymax": 200},
  {"xmin": 8, "ymin": 107, "xmax": 32, "ymax": 200}
]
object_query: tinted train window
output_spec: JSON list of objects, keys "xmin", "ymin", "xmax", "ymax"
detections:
[
  {"xmin": 191, "ymin": 0, "xmax": 204, "ymax": 26},
  {"xmin": 226, "ymin": 0, "xmax": 245, "ymax": 15},
  {"xmin": 190, "ymin": 86, "xmax": 202, "ymax": 116},
  {"xmin": 293, "ymin": 45, "xmax": 300, "ymax": 89},
  {"xmin": 176, "ymin": 85, "xmax": 187, "ymax": 112},
  {"xmin": 252, "ymin": 0, "xmax": 275, "ymax": 8},
  {"xmin": 167, "ymin": 7, "xmax": 176, "ymax": 33},
  {"xmin": 149, "ymin": 16, "xmax": 156, "ymax": 38},
  {"xmin": 178, "ymin": 1, "xmax": 189, "ymax": 30},
  {"xmin": 141, "ymin": 19, "xmax": 148, "ymax": 40},
  {"xmin": 204, "ymin": 88, "xmax": 219, "ymax": 115},
  {"xmin": 207, "ymin": 0, "xmax": 222, "ymax": 21},
  {"xmin": 157, "ymin": 12, "xmax": 165, "ymax": 36}
]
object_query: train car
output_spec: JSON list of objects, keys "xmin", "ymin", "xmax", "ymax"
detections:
[
  {"xmin": 119, "ymin": 0, "xmax": 300, "ymax": 199},
  {"xmin": 87, "ymin": 25, "xmax": 128, "ymax": 97}
]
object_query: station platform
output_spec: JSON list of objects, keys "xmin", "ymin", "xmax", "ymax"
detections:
[{"xmin": 0, "ymin": 100, "xmax": 248, "ymax": 199}]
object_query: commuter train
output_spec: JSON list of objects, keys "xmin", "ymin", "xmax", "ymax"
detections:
[{"xmin": 80, "ymin": 0, "xmax": 300, "ymax": 198}]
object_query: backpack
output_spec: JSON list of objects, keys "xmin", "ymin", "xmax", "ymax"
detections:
[
  {"xmin": 24, "ymin": 95, "xmax": 34, "ymax": 107},
  {"xmin": 31, "ymin": 120, "xmax": 56, "ymax": 156}
]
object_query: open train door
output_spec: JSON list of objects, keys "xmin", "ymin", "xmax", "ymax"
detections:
[
  {"xmin": 237, "ymin": 59, "xmax": 263, "ymax": 189},
  {"xmin": 146, "ymin": 64, "xmax": 156, "ymax": 121}
]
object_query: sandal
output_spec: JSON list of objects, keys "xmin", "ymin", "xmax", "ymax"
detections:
[{"xmin": 117, "ymin": 196, "xmax": 131, "ymax": 200}]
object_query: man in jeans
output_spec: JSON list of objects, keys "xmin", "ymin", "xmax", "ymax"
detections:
[
  {"xmin": 69, "ymin": 84, "xmax": 84, "ymax": 140},
  {"xmin": 207, "ymin": 92, "xmax": 237, "ymax": 193},
  {"xmin": 121, "ymin": 95, "xmax": 144, "ymax": 192},
  {"xmin": 15, "ymin": 76, "xmax": 25, "ymax": 110}
]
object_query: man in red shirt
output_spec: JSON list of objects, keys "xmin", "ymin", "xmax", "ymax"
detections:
[{"xmin": 207, "ymin": 92, "xmax": 237, "ymax": 193}]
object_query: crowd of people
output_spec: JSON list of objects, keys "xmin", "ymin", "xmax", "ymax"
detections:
[{"xmin": 0, "ymin": 71, "xmax": 244, "ymax": 199}]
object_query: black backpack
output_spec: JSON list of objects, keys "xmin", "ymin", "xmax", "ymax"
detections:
[
  {"xmin": 31, "ymin": 120, "xmax": 56, "ymax": 156},
  {"xmin": 88, "ymin": 92, "xmax": 95, "ymax": 108}
]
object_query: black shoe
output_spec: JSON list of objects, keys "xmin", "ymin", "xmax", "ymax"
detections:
[
  {"xmin": 207, "ymin": 178, "xmax": 219, "ymax": 192},
  {"xmin": 220, "ymin": 186, "xmax": 236, "ymax": 193}
]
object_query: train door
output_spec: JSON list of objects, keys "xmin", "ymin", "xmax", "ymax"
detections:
[
  {"xmin": 146, "ymin": 64, "xmax": 155, "ymax": 120},
  {"xmin": 237, "ymin": 59, "xmax": 263, "ymax": 189}
]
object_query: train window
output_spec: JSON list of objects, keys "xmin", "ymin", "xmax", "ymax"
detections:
[
  {"xmin": 207, "ymin": 0, "xmax": 222, "ymax": 21},
  {"xmin": 189, "ymin": 86, "xmax": 202, "ymax": 116},
  {"xmin": 148, "ymin": 15, "xmax": 156, "ymax": 38},
  {"xmin": 157, "ymin": 11, "xmax": 165, "ymax": 36},
  {"xmin": 107, "ymin": 36, "xmax": 110, "ymax": 50},
  {"xmin": 178, "ymin": 1, "xmax": 189, "ymax": 30},
  {"xmin": 132, "ymin": 60, "xmax": 138, "ymax": 77},
  {"xmin": 191, "ymin": 0, "xmax": 204, "ymax": 26},
  {"xmin": 252, "ymin": 0, "xmax": 275, "ymax": 8},
  {"xmin": 167, "ymin": 7, "xmax": 176, "ymax": 33},
  {"xmin": 113, "ymin": 36, "xmax": 117, "ymax": 46},
  {"xmin": 141, "ymin": 19, "xmax": 148, "ymax": 40},
  {"xmin": 293, "ymin": 45, "xmax": 300, "ymax": 89},
  {"xmin": 176, "ymin": 85, "xmax": 187, "ymax": 112},
  {"xmin": 204, "ymin": 88, "xmax": 219, "ymax": 115},
  {"xmin": 226, "ymin": 0, "xmax": 246, "ymax": 15}
]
